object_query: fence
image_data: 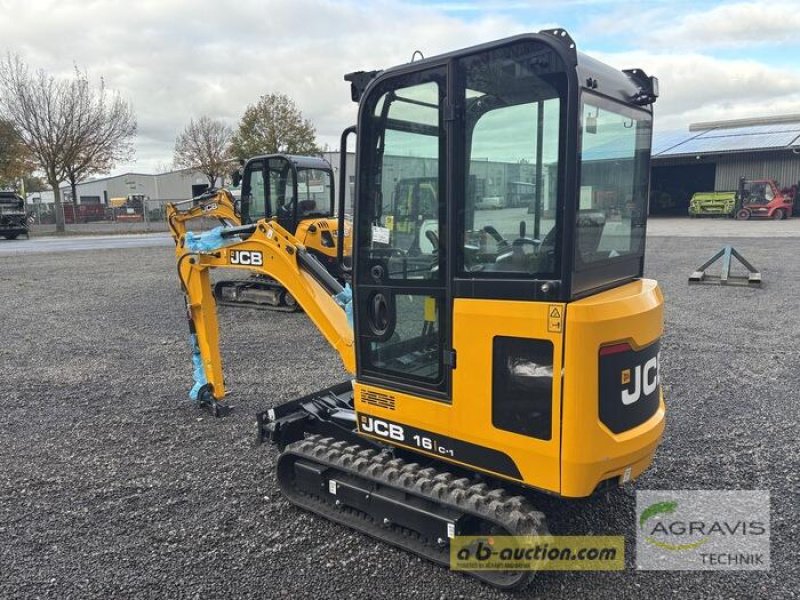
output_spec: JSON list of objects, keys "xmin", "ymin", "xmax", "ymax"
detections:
[{"xmin": 26, "ymin": 199, "xmax": 174, "ymax": 233}]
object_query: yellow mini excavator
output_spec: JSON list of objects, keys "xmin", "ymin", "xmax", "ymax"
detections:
[
  {"xmin": 168, "ymin": 154, "xmax": 352, "ymax": 310},
  {"xmin": 175, "ymin": 29, "xmax": 664, "ymax": 588}
]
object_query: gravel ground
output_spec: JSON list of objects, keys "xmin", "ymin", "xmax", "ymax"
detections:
[{"xmin": 0, "ymin": 235, "xmax": 796, "ymax": 599}]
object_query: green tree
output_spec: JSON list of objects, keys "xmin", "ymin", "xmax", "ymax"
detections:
[
  {"xmin": 230, "ymin": 93, "xmax": 319, "ymax": 159},
  {"xmin": 22, "ymin": 175, "xmax": 46, "ymax": 193},
  {"xmin": 0, "ymin": 117, "xmax": 33, "ymax": 189},
  {"xmin": 173, "ymin": 116, "xmax": 233, "ymax": 187}
]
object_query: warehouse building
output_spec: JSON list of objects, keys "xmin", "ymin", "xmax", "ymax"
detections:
[
  {"xmin": 58, "ymin": 168, "xmax": 224, "ymax": 206},
  {"xmin": 650, "ymin": 114, "xmax": 800, "ymax": 215}
]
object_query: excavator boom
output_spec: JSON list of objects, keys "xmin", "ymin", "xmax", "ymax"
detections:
[{"xmin": 166, "ymin": 189, "xmax": 240, "ymax": 243}]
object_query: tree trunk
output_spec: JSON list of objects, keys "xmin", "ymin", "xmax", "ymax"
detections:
[
  {"xmin": 50, "ymin": 176, "xmax": 65, "ymax": 233},
  {"xmin": 70, "ymin": 177, "xmax": 79, "ymax": 223}
]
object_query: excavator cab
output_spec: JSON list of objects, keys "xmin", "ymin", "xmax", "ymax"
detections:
[
  {"xmin": 239, "ymin": 154, "xmax": 335, "ymax": 231},
  {"xmin": 351, "ymin": 32, "xmax": 658, "ymax": 418}
]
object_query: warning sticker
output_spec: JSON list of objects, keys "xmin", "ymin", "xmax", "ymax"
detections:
[{"xmin": 548, "ymin": 304, "xmax": 563, "ymax": 333}]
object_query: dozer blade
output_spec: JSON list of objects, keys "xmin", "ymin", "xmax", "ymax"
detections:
[
  {"xmin": 213, "ymin": 279, "xmax": 302, "ymax": 312},
  {"xmin": 276, "ymin": 434, "xmax": 549, "ymax": 590}
]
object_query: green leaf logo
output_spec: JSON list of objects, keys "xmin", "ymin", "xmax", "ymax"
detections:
[
  {"xmin": 639, "ymin": 500, "xmax": 708, "ymax": 552},
  {"xmin": 639, "ymin": 501, "xmax": 677, "ymax": 529}
]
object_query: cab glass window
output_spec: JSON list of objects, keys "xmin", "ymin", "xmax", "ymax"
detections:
[
  {"xmin": 267, "ymin": 158, "xmax": 295, "ymax": 220},
  {"xmin": 459, "ymin": 44, "xmax": 564, "ymax": 277},
  {"xmin": 361, "ymin": 79, "xmax": 444, "ymax": 282},
  {"xmin": 357, "ymin": 72, "xmax": 446, "ymax": 391},
  {"xmin": 296, "ymin": 168, "xmax": 333, "ymax": 218},
  {"xmin": 248, "ymin": 167, "xmax": 266, "ymax": 220},
  {"xmin": 577, "ymin": 95, "xmax": 652, "ymax": 265}
]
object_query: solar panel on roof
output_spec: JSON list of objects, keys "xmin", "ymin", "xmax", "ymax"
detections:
[
  {"xmin": 662, "ymin": 133, "xmax": 799, "ymax": 156},
  {"xmin": 652, "ymin": 121, "xmax": 800, "ymax": 157}
]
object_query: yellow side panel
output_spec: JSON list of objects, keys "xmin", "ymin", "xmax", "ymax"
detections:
[
  {"xmin": 561, "ymin": 279, "xmax": 666, "ymax": 497},
  {"xmin": 354, "ymin": 298, "xmax": 564, "ymax": 494},
  {"xmin": 296, "ymin": 217, "xmax": 352, "ymax": 260},
  {"xmin": 451, "ymin": 299, "xmax": 563, "ymax": 493}
]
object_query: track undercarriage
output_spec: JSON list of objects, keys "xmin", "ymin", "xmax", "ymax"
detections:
[
  {"xmin": 258, "ymin": 384, "xmax": 548, "ymax": 590},
  {"xmin": 213, "ymin": 276, "xmax": 301, "ymax": 312}
]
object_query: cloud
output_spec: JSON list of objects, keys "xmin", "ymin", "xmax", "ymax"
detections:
[
  {"xmin": 659, "ymin": 1, "xmax": 800, "ymax": 47},
  {"xmin": 588, "ymin": 1, "xmax": 800, "ymax": 49},
  {"xmin": 0, "ymin": 0, "xmax": 551, "ymax": 172},
  {"xmin": 1, "ymin": 0, "xmax": 798, "ymax": 175},
  {"xmin": 594, "ymin": 50, "xmax": 800, "ymax": 131}
]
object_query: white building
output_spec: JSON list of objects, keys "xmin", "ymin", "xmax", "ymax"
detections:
[{"xmin": 22, "ymin": 168, "xmax": 226, "ymax": 207}]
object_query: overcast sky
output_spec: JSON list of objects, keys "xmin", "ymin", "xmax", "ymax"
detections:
[{"xmin": 1, "ymin": 0, "xmax": 798, "ymax": 175}]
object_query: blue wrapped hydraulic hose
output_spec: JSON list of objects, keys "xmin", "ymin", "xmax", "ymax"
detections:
[
  {"xmin": 185, "ymin": 226, "xmax": 227, "ymax": 252},
  {"xmin": 333, "ymin": 283, "xmax": 353, "ymax": 329},
  {"xmin": 188, "ymin": 334, "xmax": 207, "ymax": 401}
]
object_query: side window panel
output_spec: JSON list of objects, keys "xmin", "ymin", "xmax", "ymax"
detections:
[
  {"xmin": 247, "ymin": 167, "xmax": 266, "ymax": 221},
  {"xmin": 268, "ymin": 158, "xmax": 295, "ymax": 220},
  {"xmin": 459, "ymin": 46, "xmax": 564, "ymax": 278},
  {"xmin": 297, "ymin": 168, "xmax": 333, "ymax": 217},
  {"xmin": 577, "ymin": 95, "xmax": 651, "ymax": 265}
]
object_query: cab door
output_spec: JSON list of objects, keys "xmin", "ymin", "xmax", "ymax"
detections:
[
  {"xmin": 354, "ymin": 66, "xmax": 450, "ymax": 401},
  {"xmin": 240, "ymin": 160, "xmax": 267, "ymax": 223}
]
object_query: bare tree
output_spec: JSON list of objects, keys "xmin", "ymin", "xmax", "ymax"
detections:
[
  {"xmin": 0, "ymin": 54, "xmax": 136, "ymax": 232},
  {"xmin": 173, "ymin": 116, "xmax": 233, "ymax": 188},
  {"xmin": 63, "ymin": 70, "xmax": 136, "ymax": 213},
  {"xmin": 152, "ymin": 160, "xmax": 174, "ymax": 174},
  {"xmin": 230, "ymin": 93, "xmax": 319, "ymax": 159},
  {"xmin": 0, "ymin": 55, "xmax": 70, "ymax": 230}
]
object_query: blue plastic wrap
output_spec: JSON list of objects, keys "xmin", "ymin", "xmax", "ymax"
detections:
[
  {"xmin": 188, "ymin": 334, "xmax": 208, "ymax": 401},
  {"xmin": 185, "ymin": 226, "xmax": 227, "ymax": 252},
  {"xmin": 333, "ymin": 283, "xmax": 353, "ymax": 329}
]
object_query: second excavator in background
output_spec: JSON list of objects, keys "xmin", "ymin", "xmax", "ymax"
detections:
[{"xmin": 166, "ymin": 153, "xmax": 352, "ymax": 310}]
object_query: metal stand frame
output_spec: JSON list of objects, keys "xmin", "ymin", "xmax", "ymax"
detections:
[{"xmin": 689, "ymin": 245, "xmax": 761, "ymax": 287}]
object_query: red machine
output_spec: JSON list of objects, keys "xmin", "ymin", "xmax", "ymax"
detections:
[{"xmin": 735, "ymin": 178, "xmax": 796, "ymax": 220}]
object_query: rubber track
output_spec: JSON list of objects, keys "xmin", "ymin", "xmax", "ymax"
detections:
[
  {"xmin": 277, "ymin": 434, "xmax": 548, "ymax": 590},
  {"xmin": 213, "ymin": 280, "xmax": 300, "ymax": 312}
]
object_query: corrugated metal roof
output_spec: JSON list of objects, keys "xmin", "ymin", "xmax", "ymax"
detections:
[{"xmin": 653, "ymin": 118, "xmax": 800, "ymax": 158}]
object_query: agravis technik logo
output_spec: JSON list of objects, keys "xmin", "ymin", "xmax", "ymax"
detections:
[{"xmin": 636, "ymin": 490, "xmax": 770, "ymax": 570}]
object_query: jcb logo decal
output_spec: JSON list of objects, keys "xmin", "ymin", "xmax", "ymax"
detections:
[
  {"xmin": 621, "ymin": 353, "xmax": 660, "ymax": 405},
  {"xmin": 360, "ymin": 415, "xmax": 405, "ymax": 442},
  {"xmin": 202, "ymin": 203, "xmax": 218, "ymax": 212},
  {"xmin": 230, "ymin": 250, "xmax": 263, "ymax": 266}
]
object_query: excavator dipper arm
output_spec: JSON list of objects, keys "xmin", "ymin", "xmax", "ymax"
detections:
[{"xmin": 176, "ymin": 220, "xmax": 355, "ymax": 412}]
